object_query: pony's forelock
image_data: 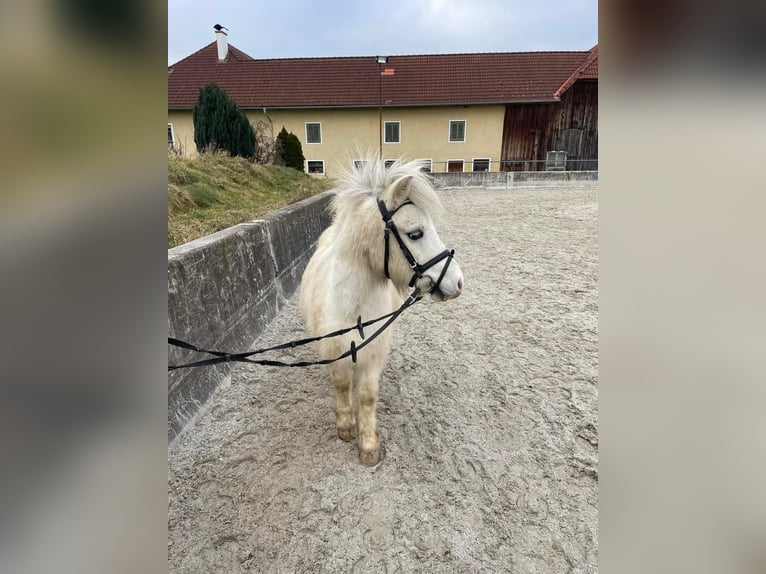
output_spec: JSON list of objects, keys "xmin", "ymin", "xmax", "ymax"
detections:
[{"xmin": 330, "ymin": 157, "xmax": 443, "ymax": 222}]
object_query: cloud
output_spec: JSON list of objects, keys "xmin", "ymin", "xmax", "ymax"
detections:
[{"xmin": 168, "ymin": 0, "xmax": 597, "ymax": 63}]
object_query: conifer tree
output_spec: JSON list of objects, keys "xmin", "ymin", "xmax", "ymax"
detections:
[
  {"xmin": 192, "ymin": 83, "xmax": 255, "ymax": 159},
  {"xmin": 275, "ymin": 127, "xmax": 305, "ymax": 171}
]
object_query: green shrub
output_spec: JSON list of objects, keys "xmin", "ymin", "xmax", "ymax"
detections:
[
  {"xmin": 192, "ymin": 83, "xmax": 255, "ymax": 159},
  {"xmin": 275, "ymin": 127, "xmax": 305, "ymax": 171}
]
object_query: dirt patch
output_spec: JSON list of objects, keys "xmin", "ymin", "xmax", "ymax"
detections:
[{"xmin": 168, "ymin": 187, "xmax": 598, "ymax": 573}]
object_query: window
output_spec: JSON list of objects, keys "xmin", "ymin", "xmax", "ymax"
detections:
[
  {"xmin": 416, "ymin": 159, "xmax": 432, "ymax": 173},
  {"xmin": 384, "ymin": 160, "xmax": 398, "ymax": 168},
  {"xmin": 449, "ymin": 120, "xmax": 466, "ymax": 142},
  {"xmin": 307, "ymin": 160, "xmax": 325, "ymax": 174},
  {"xmin": 353, "ymin": 160, "xmax": 368, "ymax": 170},
  {"xmin": 305, "ymin": 122, "xmax": 322, "ymax": 144},
  {"xmin": 168, "ymin": 123, "xmax": 175, "ymax": 146},
  {"xmin": 447, "ymin": 160, "xmax": 464, "ymax": 173},
  {"xmin": 472, "ymin": 158, "xmax": 490, "ymax": 172},
  {"xmin": 545, "ymin": 151, "xmax": 567, "ymax": 171},
  {"xmin": 384, "ymin": 121, "xmax": 400, "ymax": 143}
]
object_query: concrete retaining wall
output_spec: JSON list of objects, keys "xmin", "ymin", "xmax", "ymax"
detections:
[
  {"xmin": 431, "ymin": 170, "xmax": 598, "ymax": 189},
  {"xmin": 167, "ymin": 191, "xmax": 335, "ymax": 441}
]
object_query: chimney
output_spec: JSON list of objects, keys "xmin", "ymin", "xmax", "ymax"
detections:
[{"xmin": 214, "ymin": 24, "xmax": 228, "ymax": 61}]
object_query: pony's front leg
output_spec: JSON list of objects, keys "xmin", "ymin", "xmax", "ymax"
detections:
[
  {"xmin": 354, "ymin": 367, "xmax": 382, "ymax": 466},
  {"xmin": 330, "ymin": 364, "xmax": 356, "ymax": 442}
]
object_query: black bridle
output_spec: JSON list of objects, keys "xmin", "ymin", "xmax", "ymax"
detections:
[
  {"xmin": 377, "ymin": 198, "xmax": 455, "ymax": 292},
  {"xmin": 167, "ymin": 199, "xmax": 457, "ymax": 371}
]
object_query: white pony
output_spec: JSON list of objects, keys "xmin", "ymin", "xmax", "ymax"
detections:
[{"xmin": 299, "ymin": 157, "xmax": 464, "ymax": 465}]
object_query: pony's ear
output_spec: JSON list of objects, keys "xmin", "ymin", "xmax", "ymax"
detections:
[{"xmin": 389, "ymin": 175, "xmax": 413, "ymax": 204}]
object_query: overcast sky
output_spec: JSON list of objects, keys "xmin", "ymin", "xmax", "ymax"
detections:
[{"xmin": 168, "ymin": 0, "xmax": 597, "ymax": 65}]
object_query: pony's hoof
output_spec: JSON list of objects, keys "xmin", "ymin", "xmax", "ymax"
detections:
[
  {"xmin": 338, "ymin": 426, "xmax": 356, "ymax": 442},
  {"xmin": 358, "ymin": 431, "xmax": 382, "ymax": 466},
  {"xmin": 359, "ymin": 447, "xmax": 381, "ymax": 466}
]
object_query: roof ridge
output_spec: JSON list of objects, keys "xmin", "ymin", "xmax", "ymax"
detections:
[
  {"xmin": 553, "ymin": 44, "xmax": 598, "ymax": 98},
  {"xmin": 169, "ymin": 41, "xmax": 255, "ymax": 68},
  {"xmin": 387, "ymin": 50, "xmax": 591, "ymax": 60},
  {"xmin": 226, "ymin": 44, "xmax": 256, "ymax": 61},
  {"xmin": 217, "ymin": 49, "xmax": 590, "ymax": 64},
  {"xmin": 169, "ymin": 41, "xmax": 216, "ymax": 68}
]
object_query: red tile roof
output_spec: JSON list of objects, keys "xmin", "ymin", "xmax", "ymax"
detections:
[
  {"xmin": 580, "ymin": 50, "xmax": 598, "ymax": 79},
  {"xmin": 553, "ymin": 45, "xmax": 598, "ymax": 98},
  {"xmin": 168, "ymin": 43, "xmax": 597, "ymax": 110}
]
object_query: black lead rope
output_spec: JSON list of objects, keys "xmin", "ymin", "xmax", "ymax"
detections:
[
  {"xmin": 168, "ymin": 288, "xmax": 422, "ymax": 371},
  {"xmin": 168, "ymin": 197, "xmax": 456, "ymax": 372}
]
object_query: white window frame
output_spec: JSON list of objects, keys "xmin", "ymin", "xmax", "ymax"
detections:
[
  {"xmin": 472, "ymin": 158, "xmax": 491, "ymax": 172},
  {"xmin": 306, "ymin": 160, "xmax": 325, "ymax": 174},
  {"xmin": 305, "ymin": 122, "xmax": 322, "ymax": 144},
  {"xmin": 353, "ymin": 159, "xmax": 368, "ymax": 170},
  {"xmin": 415, "ymin": 159, "xmax": 432, "ymax": 173},
  {"xmin": 448, "ymin": 120, "xmax": 466, "ymax": 143},
  {"xmin": 447, "ymin": 159, "xmax": 465, "ymax": 173},
  {"xmin": 384, "ymin": 121, "xmax": 401, "ymax": 144},
  {"xmin": 168, "ymin": 123, "xmax": 175, "ymax": 146},
  {"xmin": 384, "ymin": 159, "xmax": 398, "ymax": 168}
]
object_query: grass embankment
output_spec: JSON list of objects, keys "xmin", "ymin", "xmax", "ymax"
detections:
[{"xmin": 168, "ymin": 154, "xmax": 334, "ymax": 248}]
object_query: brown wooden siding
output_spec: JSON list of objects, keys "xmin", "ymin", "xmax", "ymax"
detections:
[{"xmin": 501, "ymin": 80, "xmax": 597, "ymax": 171}]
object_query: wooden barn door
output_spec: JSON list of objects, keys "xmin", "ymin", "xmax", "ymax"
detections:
[{"xmin": 501, "ymin": 104, "xmax": 555, "ymax": 171}]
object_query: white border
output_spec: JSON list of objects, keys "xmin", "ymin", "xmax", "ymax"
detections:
[
  {"xmin": 306, "ymin": 159, "xmax": 325, "ymax": 174},
  {"xmin": 471, "ymin": 157, "xmax": 491, "ymax": 172},
  {"xmin": 448, "ymin": 119, "xmax": 466, "ymax": 143},
  {"xmin": 446, "ymin": 159, "xmax": 464, "ymax": 173},
  {"xmin": 384, "ymin": 121, "xmax": 401, "ymax": 144},
  {"xmin": 305, "ymin": 122, "xmax": 322, "ymax": 144}
]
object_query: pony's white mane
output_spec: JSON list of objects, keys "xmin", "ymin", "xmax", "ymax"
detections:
[{"xmin": 330, "ymin": 157, "xmax": 444, "ymax": 222}]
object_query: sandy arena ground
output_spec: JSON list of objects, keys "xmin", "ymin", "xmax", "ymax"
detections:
[{"xmin": 168, "ymin": 186, "xmax": 598, "ymax": 573}]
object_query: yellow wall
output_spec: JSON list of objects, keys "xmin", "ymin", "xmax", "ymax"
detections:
[
  {"xmin": 168, "ymin": 104, "xmax": 506, "ymax": 177},
  {"xmin": 167, "ymin": 111, "xmax": 196, "ymax": 156}
]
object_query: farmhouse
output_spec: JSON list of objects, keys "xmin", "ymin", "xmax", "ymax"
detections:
[{"xmin": 168, "ymin": 27, "xmax": 597, "ymax": 176}]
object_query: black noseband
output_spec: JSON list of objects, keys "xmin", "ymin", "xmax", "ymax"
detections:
[{"xmin": 377, "ymin": 199, "xmax": 455, "ymax": 292}]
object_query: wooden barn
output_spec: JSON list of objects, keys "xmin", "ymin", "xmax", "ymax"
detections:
[{"xmin": 501, "ymin": 45, "xmax": 598, "ymax": 171}]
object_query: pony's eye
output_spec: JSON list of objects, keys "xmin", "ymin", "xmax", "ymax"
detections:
[{"xmin": 407, "ymin": 230, "xmax": 423, "ymax": 240}]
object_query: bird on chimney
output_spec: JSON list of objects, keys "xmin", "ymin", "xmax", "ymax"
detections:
[{"xmin": 213, "ymin": 24, "xmax": 228, "ymax": 32}]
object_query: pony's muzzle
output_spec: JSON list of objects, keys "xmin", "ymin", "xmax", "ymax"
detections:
[{"xmin": 425, "ymin": 261, "xmax": 463, "ymax": 301}]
